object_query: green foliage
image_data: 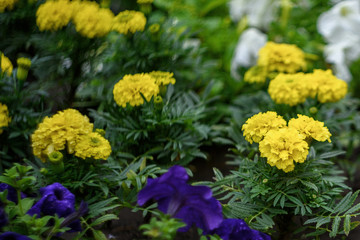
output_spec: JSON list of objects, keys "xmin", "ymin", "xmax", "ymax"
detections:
[
  {"xmin": 139, "ymin": 213, "xmax": 186, "ymax": 240},
  {"xmin": 0, "ymin": 71, "xmax": 48, "ymax": 170},
  {"xmin": 91, "ymin": 86, "xmax": 210, "ymax": 166}
]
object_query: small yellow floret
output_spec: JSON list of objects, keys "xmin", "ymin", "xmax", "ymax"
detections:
[
  {"xmin": 113, "ymin": 73, "xmax": 159, "ymax": 108},
  {"xmin": 112, "ymin": 10, "xmax": 146, "ymax": 35},
  {"xmin": 1, "ymin": 53, "xmax": 13, "ymax": 76},
  {"xmin": 288, "ymin": 114, "xmax": 331, "ymax": 143},
  {"xmin": 0, "ymin": 103, "xmax": 11, "ymax": 134},
  {"xmin": 242, "ymin": 111, "xmax": 287, "ymax": 144},
  {"xmin": 257, "ymin": 42, "xmax": 307, "ymax": 74},
  {"xmin": 0, "ymin": 0, "xmax": 17, "ymax": 12},
  {"xmin": 149, "ymin": 71, "xmax": 176, "ymax": 86},
  {"xmin": 74, "ymin": 132, "xmax": 112, "ymax": 160},
  {"xmin": 268, "ymin": 73, "xmax": 309, "ymax": 106},
  {"xmin": 72, "ymin": 1, "xmax": 114, "ymax": 38},
  {"xmin": 36, "ymin": 0, "xmax": 73, "ymax": 31},
  {"xmin": 259, "ymin": 127, "xmax": 309, "ymax": 173}
]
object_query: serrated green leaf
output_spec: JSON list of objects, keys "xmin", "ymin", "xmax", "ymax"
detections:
[
  {"xmin": 315, "ymin": 217, "xmax": 331, "ymax": 229},
  {"xmin": 300, "ymin": 180, "xmax": 318, "ymax": 192},
  {"xmin": 287, "ymin": 195, "xmax": 303, "ymax": 207},
  {"xmin": 344, "ymin": 215, "xmax": 351, "ymax": 236},
  {"xmin": 319, "ymin": 151, "xmax": 345, "ymax": 159},
  {"xmin": 92, "ymin": 229, "xmax": 107, "ymax": 240},
  {"xmin": 345, "ymin": 202, "xmax": 360, "ymax": 214},
  {"xmin": 90, "ymin": 214, "xmax": 119, "ymax": 227},
  {"xmin": 329, "ymin": 215, "xmax": 341, "ymax": 237}
]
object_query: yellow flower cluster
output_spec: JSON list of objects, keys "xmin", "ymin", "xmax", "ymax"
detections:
[
  {"xmin": 73, "ymin": 1, "xmax": 114, "ymax": 38},
  {"xmin": 257, "ymin": 42, "xmax": 307, "ymax": 74},
  {"xmin": 74, "ymin": 132, "xmax": 111, "ymax": 160},
  {"xmin": 0, "ymin": 103, "xmax": 11, "ymax": 134},
  {"xmin": 31, "ymin": 109, "xmax": 111, "ymax": 162},
  {"xmin": 1, "ymin": 53, "xmax": 13, "ymax": 76},
  {"xmin": 243, "ymin": 112, "xmax": 331, "ymax": 172},
  {"xmin": 243, "ymin": 42, "xmax": 307, "ymax": 84},
  {"xmin": 241, "ymin": 111, "xmax": 287, "ymax": 144},
  {"xmin": 259, "ymin": 127, "xmax": 309, "ymax": 172},
  {"xmin": 36, "ymin": 0, "xmax": 73, "ymax": 31},
  {"xmin": 288, "ymin": 115, "xmax": 332, "ymax": 143},
  {"xmin": 0, "ymin": 0, "xmax": 17, "ymax": 12},
  {"xmin": 268, "ymin": 73, "xmax": 309, "ymax": 106},
  {"xmin": 268, "ymin": 69, "xmax": 347, "ymax": 106},
  {"xmin": 113, "ymin": 73, "xmax": 160, "ymax": 107},
  {"xmin": 112, "ymin": 10, "xmax": 147, "ymax": 35},
  {"xmin": 149, "ymin": 71, "xmax": 176, "ymax": 86}
]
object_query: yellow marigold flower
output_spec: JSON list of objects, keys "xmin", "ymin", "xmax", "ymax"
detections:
[
  {"xmin": 288, "ymin": 114, "xmax": 331, "ymax": 143},
  {"xmin": 72, "ymin": 1, "xmax": 114, "ymax": 38},
  {"xmin": 310, "ymin": 69, "xmax": 347, "ymax": 103},
  {"xmin": 113, "ymin": 73, "xmax": 160, "ymax": 108},
  {"xmin": 259, "ymin": 127, "xmax": 309, "ymax": 173},
  {"xmin": 137, "ymin": 0, "xmax": 153, "ymax": 3},
  {"xmin": 149, "ymin": 71, "xmax": 176, "ymax": 86},
  {"xmin": 112, "ymin": 10, "xmax": 146, "ymax": 35},
  {"xmin": 268, "ymin": 73, "xmax": 310, "ymax": 106},
  {"xmin": 0, "ymin": 103, "xmax": 11, "ymax": 134},
  {"xmin": 1, "ymin": 53, "xmax": 13, "ymax": 76},
  {"xmin": 242, "ymin": 111, "xmax": 287, "ymax": 144},
  {"xmin": 257, "ymin": 42, "xmax": 307, "ymax": 73},
  {"xmin": 244, "ymin": 65, "xmax": 268, "ymax": 83},
  {"xmin": 74, "ymin": 132, "xmax": 112, "ymax": 160},
  {"xmin": 31, "ymin": 109, "xmax": 93, "ymax": 161},
  {"xmin": 36, "ymin": 0, "xmax": 73, "ymax": 31},
  {"xmin": 0, "ymin": 0, "xmax": 17, "ymax": 12}
]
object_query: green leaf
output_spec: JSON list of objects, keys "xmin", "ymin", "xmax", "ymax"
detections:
[
  {"xmin": 92, "ymin": 229, "xmax": 108, "ymax": 240},
  {"xmin": 329, "ymin": 215, "xmax": 341, "ymax": 237},
  {"xmin": 300, "ymin": 180, "xmax": 318, "ymax": 192},
  {"xmin": 319, "ymin": 151, "xmax": 345, "ymax": 159},
  {"xmin": 315, "ymin": 217, "xmax": 331, "ymax": 229},
  {"xmin": 287, "ymin": 195, "xmax": 303, "ymax": 207},
  {"xmin": 345, "ymin": 202, "xmax": 360, "ymax": 214},
  {"xmin": 344, "ymin": 215, "xmax": 351, "ymax": 236},
  {"xmin": 91, "ymin": 214, "xmax": 119, "ymax": 227},
  {"xmin": 20, "ymin": 198, "xmax": 35, "ymax": 213}
]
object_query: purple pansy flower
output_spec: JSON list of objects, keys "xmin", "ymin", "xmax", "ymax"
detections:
[
  {"xmin": 0, "ymin": 232, "xmax": 32, "ymax": 240},
  {"xmin": 27, "ymin": 182, "xmax": 81, "ymax": 232},
  {"xmin": 0, "ymin": 183, "xmax": 26, "ymax": 203},
  {"xmin": 137, "ymin": 165, "xmax": 223, "ymax": 232},
  {"xmin": 211, "ymin": 219, "xmax": 271, "ymax": 240}
]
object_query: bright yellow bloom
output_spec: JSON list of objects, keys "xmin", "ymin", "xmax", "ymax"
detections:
[
  {"xmin": 288, "ymin": 114, "xmax": 331, "ymax": 143},
  {"xmin": 0, "ymin": 0, "xmax": 17, "ymax": 12},
  {"xmin": 268, "ymin": 73, "xmax": 309, "ymax": 106},
  {"xmin": 113, "ymin": 73, "xmax": 159, "ymax": 107},
  {"xmin": 74, "ymin": 132, "xmax": 112, "ymax": 160},
  {"xmin": 257, "ymin": 42, "xmax": 307, "ymax": 73},
  {"xmin": 36, "ymin": 0, "xmax": 73, "ymax": 31},
  {"xmin": 310, "ymin": 69, "xmax": 347, "ymax": 103},
  {"xmin": 259, "ymin": 127, "xmax": 309, "ymax": 173},
  {"xmin": 242, "ymin": 111, "xmax": 287, "ymax": 144},
  {"xmin": 149, "ymin": 71, "xmax": 176, "ymax": 86},
  {"xmin": 0, "ymin": 103, "xmax": 11, "ymax": 134},
  {"xmin": 112, "ymin": 10, "xmax": 146, "ymax": 35},
  {"xmin": 72, "ymin": 1, "xmax": 114, "ymax": 38},
  {"xmin": 31, "ymin": 109, "xmax": 93, "ymax": 162},
  {"xmin": 1, "ymin": 53, "xmax": 13, "ymax": 76},
  {"xmin": 244, "ymin": 65, "xmax": 268, "ymax": 83}
]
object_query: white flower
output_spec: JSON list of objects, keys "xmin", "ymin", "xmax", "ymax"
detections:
[
  {"xmin": 231, "ymin": 28, "xmax": 267, "ymax": 80},
  {"xmin": 317, "ymin": 0, "xmax": 360, "ymax": 82},
  {"xmin": 228, "ymin": 0, "xmax": 280, "ymax": 30},
  {"xmin": 317, "ymin": 0, "xmax": 360, "ymax": 42}
]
